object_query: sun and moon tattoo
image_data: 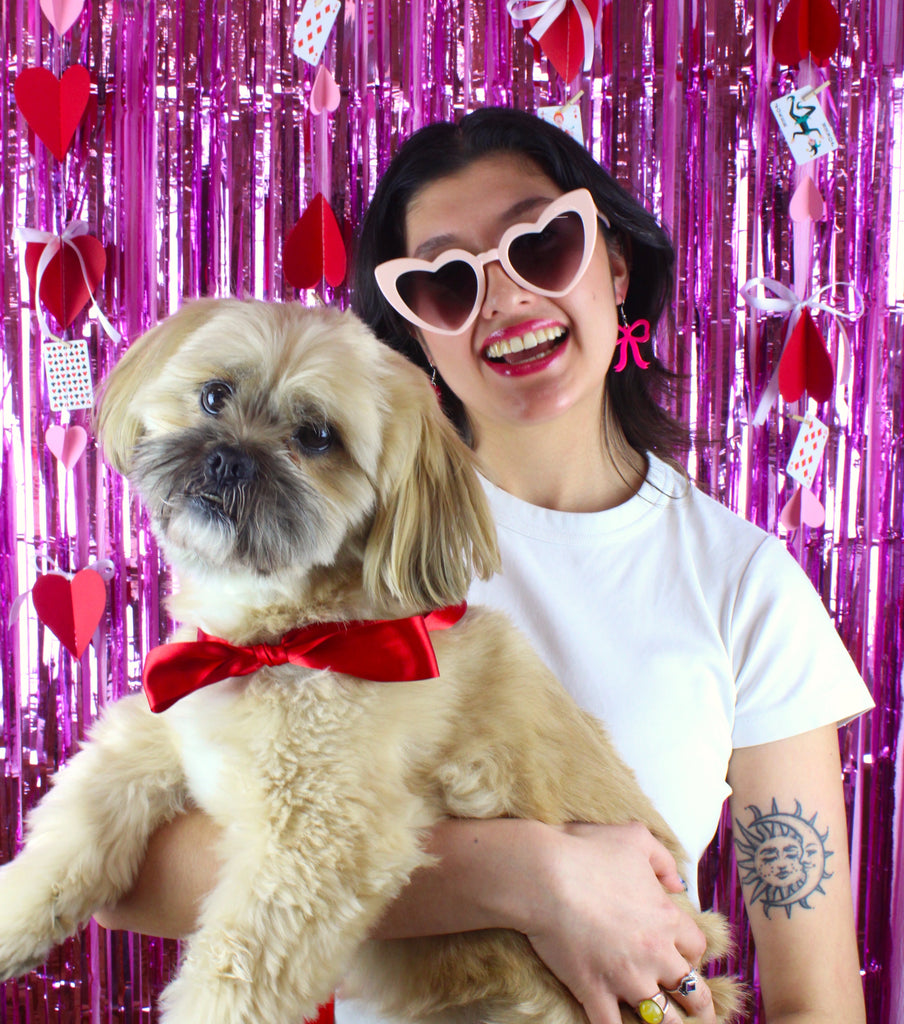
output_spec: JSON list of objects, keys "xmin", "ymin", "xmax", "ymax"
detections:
[{"xmin": 733, "ymin": 800, "xmax": 834, "ymax": 919}]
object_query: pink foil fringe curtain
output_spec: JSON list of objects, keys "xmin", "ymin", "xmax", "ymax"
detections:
[{"xmin": 1, "ymin": 0, "xmax": 902, "ymax": 1020}]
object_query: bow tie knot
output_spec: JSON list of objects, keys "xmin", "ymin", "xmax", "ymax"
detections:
[{"xmin": 142, "ymin": 603, "xmax": 468, "ymax": 713}]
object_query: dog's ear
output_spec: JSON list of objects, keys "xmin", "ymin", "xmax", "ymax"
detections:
[
  {"xmin": 363, "ymin": 355, "xmax": 500, "ymax": 610},
  {"xmin": 94, "ymin": 300, "xmax": 217, "ymax": 475}
]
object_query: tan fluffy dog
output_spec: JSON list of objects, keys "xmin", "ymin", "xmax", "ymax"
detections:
[{"xmin": 0, "ymin": 300, "xmax": 741, "ymax": 1024}]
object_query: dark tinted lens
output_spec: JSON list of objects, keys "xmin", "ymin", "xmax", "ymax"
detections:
[
  {"xmin": 397, "ymin": 260, "xmax": 479, "ymax": 331},
  {"xmin": 508, "ymin": 211, "xmax": 586, "ymax": 292}
]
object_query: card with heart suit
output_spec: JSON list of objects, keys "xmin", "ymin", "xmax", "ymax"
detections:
[
  {"xmin": 787, "ymin": 413, "xmax": 829, "ymax": 489},
  {"xmin": 293, "ymin": 0, "xmax": 342, "ymax": 65},
  {"xmin": 42, "ymin": 339, "xmax": 94, "ymax": 411}
]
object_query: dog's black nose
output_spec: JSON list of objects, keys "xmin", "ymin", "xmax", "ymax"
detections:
[{"xmin": 206, "ymin": 445, "xmax": 256, "ymax": 487}]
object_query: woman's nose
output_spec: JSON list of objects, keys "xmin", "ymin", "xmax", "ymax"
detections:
[{"xmin": 479, "ymin": 260, "xmax": 535, "ymax": 318}]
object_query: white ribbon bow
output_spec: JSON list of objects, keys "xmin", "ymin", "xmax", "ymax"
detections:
[
  {"xmin": 17, "ymin": 221, "xmax": 120, "ymax": 344},
  {"xmin": 738, "ymin": 277, "xmax": 864, "ymax": 426},
  {"xmin": 506, "ymin": 0, "xmax": 596, "ymax": 73}
]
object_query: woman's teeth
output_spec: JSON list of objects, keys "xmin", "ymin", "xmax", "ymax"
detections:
[{"xmin": 484, "ymin": 326, "xmax": 566, "ymax": 360}]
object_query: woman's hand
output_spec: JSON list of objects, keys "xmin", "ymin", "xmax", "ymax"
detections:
[{"xmin": 522, "ymin": 822, "xmax": 715, "ymax": 1024}]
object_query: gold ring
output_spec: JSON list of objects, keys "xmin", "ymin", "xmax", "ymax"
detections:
[{"xmin": 636, "ymin": 991, "xmax": 669, "ymax": 1024}]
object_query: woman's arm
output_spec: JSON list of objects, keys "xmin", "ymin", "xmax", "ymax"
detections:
[
  {"xmin": 727, "ymin": 725, "xmax": 866, "ymax": 1024},
  {"xmin": 96, "ymin": 815, "xmax": 714, "ymax": 1024}
]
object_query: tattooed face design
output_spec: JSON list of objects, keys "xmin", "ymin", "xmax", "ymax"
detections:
[{"xmin": 734, "ymin": 800, "xmax": 833, "ymax": 919}]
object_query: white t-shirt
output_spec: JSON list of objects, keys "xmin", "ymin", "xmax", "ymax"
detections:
[{"xmin": 336, "ymin": 454, "xmax": 873, "ymax": 1024}]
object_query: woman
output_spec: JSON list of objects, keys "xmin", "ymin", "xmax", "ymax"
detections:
[
  {"xmin": 348, "ymin": 107, "xmax": 872, "ymax": 1024},
  {"xmin": 98, "ymin": 108, "xmax": 872, "ymax": 1024}
]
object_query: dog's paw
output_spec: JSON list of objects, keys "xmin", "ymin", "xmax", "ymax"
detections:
[{"xmin": 0, "ymin": 864, "xmax": 76, "ymax": 980}]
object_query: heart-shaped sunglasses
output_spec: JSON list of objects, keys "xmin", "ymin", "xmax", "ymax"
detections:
[{"xmin": 374, "ymin": 189, "xmax": 611, "ymax": 336}]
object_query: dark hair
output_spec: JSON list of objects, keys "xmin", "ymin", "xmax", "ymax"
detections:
[{"xmin": 353, "ymin": 106, "xmax": 690, "ymax": 461}]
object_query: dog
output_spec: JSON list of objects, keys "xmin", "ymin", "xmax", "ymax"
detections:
[{"xmin": 0, "ymin": 299, "xmax": 742, "ymax": 1023}]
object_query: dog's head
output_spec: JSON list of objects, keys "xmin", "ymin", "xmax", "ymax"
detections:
[{"xmin": 95, "ymin": 299, "xmax": 498, "ymax": 627}]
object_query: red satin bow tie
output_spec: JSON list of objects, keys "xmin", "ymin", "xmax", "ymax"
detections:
[{"xmin": 142, "ymin": 603, "xmax": 467, "ymax": 713}]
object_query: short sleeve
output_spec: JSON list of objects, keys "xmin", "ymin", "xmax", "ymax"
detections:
[{"xmin": 729, "ymin": 536, "xmax": 873, "ymax": 748}]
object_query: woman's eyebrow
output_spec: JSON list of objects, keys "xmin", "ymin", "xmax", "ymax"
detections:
[{"xmin": 410, "ymin": 196, "xmax": 557, "ymax": 260}]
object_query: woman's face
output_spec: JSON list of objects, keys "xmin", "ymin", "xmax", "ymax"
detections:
[{"xmin": 403, "ymin": 153, "xmax": 628, "ymax": 446}]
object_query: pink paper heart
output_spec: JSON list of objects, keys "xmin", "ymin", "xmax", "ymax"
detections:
[
  {"xmin": 40, "ymin": 0, "xmax": 86, "ymax": 35},
  {"xmin": 780, "ymin": 486, "xmax": 826, "ymax": 532},
  {"xmin": 46, "ymin": 424, "xmax": 88, "ymax": 470},
  {"xmin": 32, "ymin": 568, "xmax": 106, "ymax": 659},
  {"xmin": 789, "ymin": 177, "xmax": 826, "ymax": 222},
  {"xmin": 310, "ymin": 65, "xmax": 341, "ymax": 115}
]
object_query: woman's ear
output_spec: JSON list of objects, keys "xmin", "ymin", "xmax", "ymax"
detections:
[{"xmin": 609, "ymin": 248, "xmax": 630, "ymax": 305}]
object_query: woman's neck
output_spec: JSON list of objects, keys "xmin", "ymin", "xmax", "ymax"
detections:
[{"xmin": 471, "ymin": 414, "xmax": 647, "ymax": 513}]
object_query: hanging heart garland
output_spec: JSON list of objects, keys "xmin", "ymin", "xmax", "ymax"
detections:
[
  {"xmin": 738, "ymin": 277, "xmax": 863, "ymax": 425},
  {"xmin": 506, "ymin": 0, "xmax": 600, "ymax": 83},
  {"xmin": 31, "ymin": 567, "xmax": 107, "ymax": 659},
  {"xmin": 780, "ymin": 485, "xmax": 826, "ymax": 532},
  {"xmin": 789, "ymin": 176, "xmax": 826, "ymax": 222},
  {"xmin": 772, "ymin": 0, "xmax": 841, "ymax": 68},
  {"xmin": 39, "ymin": 0, "xmax": 87, "ymax": 36},
  {"xmin": 283, "ymin": 193, "xmax": 346, "ymax": 289},
  {"xmin": 310, "ymin": 65, "xmax": 341, "ymax": 114},
  {"xmin": 14, "ymin": 65, "xmax": 90, "ymax": 161},
  {"xmin": 777, "ymin": 306, "xmax": 835, "ymax": 404},
  {"xmin": 19, "ymin": 221, "xmax": 119, "ymax": 340},
  {"xmin": 46, "ymin": 424, "xmax": 88, "ymax": 470}
]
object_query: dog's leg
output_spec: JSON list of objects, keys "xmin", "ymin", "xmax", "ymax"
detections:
[
  {"xmin": 0, "ymin": 695, "xmax": 188, "ymax": 980},
  {"xmin": 157, "ymin": 739, "xmax": 433, "ymax": 1024}
]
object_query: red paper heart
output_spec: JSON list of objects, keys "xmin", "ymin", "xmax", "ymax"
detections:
[
  {"xmin": 780, "ymin": 485, "xmax": 826, "ymax": 531},
  {"xmin": 529, "ymin": 0, "xmax": 600, "ymax": 83},
  {"xmin": 772, "ymin": 0, "xmax": 841, "ymax": 68},
  {"xmin": 24, "ymin": 233, "xmax": 106, "ymax": 328},
  {"xmin": 778, "ymin": 308, "xmax": 835, "ymax": 404},
  {"xmin": 32, "ymin": 568, "xmax": 106, "ymax": 659},
  {"xmin": 14, "ymin": 65, "xmax": 90, "ymax": 161},
  {"xmin": 283, "ymin": 193, "xmax": 347, "ymax": 289}
]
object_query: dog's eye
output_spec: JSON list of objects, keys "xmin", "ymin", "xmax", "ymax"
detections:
[
  {"xmin": 294, "ymin": 421, "xmax": 334, "ymax": 454},
  {"xmin": 200, "ymin": 381, "xmax": 233, "ymax": 416}
]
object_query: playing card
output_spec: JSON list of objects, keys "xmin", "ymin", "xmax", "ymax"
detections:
[
  {"xmin": 770, "ymin": 86, "xmax": 839, "ymax": 165},
  {"xmin": 42, "ymin": 339, "xmax": 94, "ymax": 411},
  {"xmin": 538, "ymin": 104, "xmax": 584, "ymax": 145},
  {"xmin": 293, "ymin": 0, "xmax": 342, "ymax": 66},
  {"xmin": 786, "ymin": 413, "xmax": 829, "ymax": 489}
]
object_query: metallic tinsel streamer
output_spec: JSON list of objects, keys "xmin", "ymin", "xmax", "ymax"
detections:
[{"xmin": 1, "ymin": 1, "xmax": 902, "ymax": 1021}]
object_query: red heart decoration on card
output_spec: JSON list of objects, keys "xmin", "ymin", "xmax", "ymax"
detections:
[
  {"xmin": 529, "ymin": 0, "xmax": 600, "ymax": 83},
  {"xmin": 40, "ymin": 0, "xmax": 86, "ymax": 36},
  {"xmin": 24, "ymin": 232, "xmax": 106, "ymax": 328},
  {"xmin": 32, "ymin": 568, "xmax": 106, "ymax": 659},
  {"xmin": 778, "ymin": 308, "xmax": 835, "ymax": 404},
  {"xmin": 46, "ymin": 424, "xmax": 88, "ymax": 469},
  {"xmin": 772, "ymin": 0, "xmax": 841, "ymax": 68},
  {"xmin": 14, "ymin": 65, "xmax": 90, "ymax": 160},
  {"xmin": 780, "ymin": 485, "xmax": 826, "ymax": 531},
  {"xmin": 283, "ymin": 193, "xmax": 346, "ymax": 289}
]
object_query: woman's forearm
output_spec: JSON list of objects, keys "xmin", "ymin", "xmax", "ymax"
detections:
[{"xmin": 93, "ymin": 808, "xmax": 222, "ymax": 938}]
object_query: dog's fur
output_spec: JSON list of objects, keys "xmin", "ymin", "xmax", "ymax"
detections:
[{"xmin": 0, "ymin": 300, "xmax": 742, "ymax": 1023}]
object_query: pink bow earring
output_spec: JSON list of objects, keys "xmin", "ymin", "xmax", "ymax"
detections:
[{"xmin": 614, "ymin": 305, "xmax": 651, "ymax": 372}]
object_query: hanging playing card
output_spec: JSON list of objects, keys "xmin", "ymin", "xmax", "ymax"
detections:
[
  {"xmin": 293, "ymin": 0, "xmax": 342, "ymax": 66},
  {"xmin": 771, "ymin": 86, "xmax": 839, "ymax": 165},
  {"xmin": 786, "ymin": 413, "xmax": 829, "ymax": 489},
  {"xmin": 42, "ymin": 340, "xmax": 94, "ymax": 411},
  {"xmin": 538, "ymin": 103, "xmax": 584, "ymax": 144}
]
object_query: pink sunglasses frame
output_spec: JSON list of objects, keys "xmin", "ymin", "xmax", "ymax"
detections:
[{"xmin": 374, "ymin": 188, "xmax": 611, "ymax": 336}]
